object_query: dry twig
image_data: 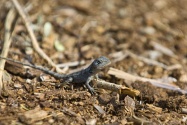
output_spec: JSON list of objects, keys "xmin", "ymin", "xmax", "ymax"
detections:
[
  {"xmin": 108, "ymin": 68, "xmax": 187, "ymax": 94},
  {"xmin": 0, "ymin": 8, "xmax": 17, "ymax": 94},
  {"xmin": 125, "ymin": 50, "xmax": 182, "ymax": 70},
  {"xmin": 126, "ymin": 50, "xmax": 168, "ymax": 69},
  {"xmin": 57, "ymin": 60, "xmax": 85, "ymax": 68},
  {"xmin": 150, "ymin": 41, "xmax": 176, "ymax": 58},
  {"xmin": 11, "ymin": 0, "xmax": 65, "ymax": 73},
  {"xmin": 93, "ymin": 79, "xmax": 140, "ymax": 97},
  {"xmin": 109, "ymin": 51, "xmax": 129, "ymax": 63}
]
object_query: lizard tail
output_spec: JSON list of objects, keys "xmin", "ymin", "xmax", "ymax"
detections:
[{"xmin": 0, "ymin": 56, "xmax": 65, "ymax": 79}]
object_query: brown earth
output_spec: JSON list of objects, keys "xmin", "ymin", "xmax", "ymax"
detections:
[{"xmin": 0, "ymin": 0, "xmax": 187, "ymax": 124}]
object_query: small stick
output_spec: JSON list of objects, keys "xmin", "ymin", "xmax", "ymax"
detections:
[
  {"xmin": 109, "ymin": 51, "xmax": 129, "ymax": 63},
  {"xmin": 93, "ymin": 79, "xmax": 140, "ymax": 97},
  {"xmin": 108, "ymin": 68, "xmax": 187, "ymax": 94},
  {"xmin": 150, "ymin": 41, "xmax": 176, "ymax": 58},
  {"xmin": 11, "ymin": 0, "xmax": 65, "ymax": 73},
  {"xmin": 126, "ymin": 50, "xmax": 168, "ymax": 69},
  {"xmin": 57, "ymin": 60, "xmax": 85, "ymax": 68},
  {"xmin": 0, "ymin": 8, "xmax": 16, "ymax": 94}
]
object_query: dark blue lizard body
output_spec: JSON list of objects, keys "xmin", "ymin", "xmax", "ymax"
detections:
[{"xmin": 0, "ymin": 56, "xmax": 111, "ymax": 94}]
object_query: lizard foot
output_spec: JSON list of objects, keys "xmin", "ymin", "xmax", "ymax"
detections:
[{"xmin": 88, "ymin": 87, "xmax": 96, "ymax": 95}]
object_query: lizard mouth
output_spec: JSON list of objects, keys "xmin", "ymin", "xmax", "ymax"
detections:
[{"xmin": 98, "ymin": 61, "xmax": 111, "ymax": 69}]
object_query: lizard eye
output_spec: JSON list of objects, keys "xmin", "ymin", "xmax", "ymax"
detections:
[{"xmin": 95, "ymin": 60, "xmax": 101, "ymax": 65}]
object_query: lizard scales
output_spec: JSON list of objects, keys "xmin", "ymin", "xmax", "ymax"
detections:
[{"xmin": 0, "ymin": 56, "xmax": 111, "ymax": 94}]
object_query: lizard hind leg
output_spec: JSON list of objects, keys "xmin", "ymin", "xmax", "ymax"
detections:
[
  {"xmin": 62, "ymin": 77, "xmax": 73, "ymax": 85},
  {"xmin": 57, "ymin": 77, "xmax": 73, "ymax": 87}
]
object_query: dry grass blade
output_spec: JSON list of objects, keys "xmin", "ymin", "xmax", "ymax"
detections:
[
  {"xmin": 108, "ymin": 68, "xmax": 187, "ymax": 94},
  {"xmin": 126, "ymin": 50, "xmax": 168, "ymax": 69},
  {"xmin": 11, "ymin": 0, "xmax": 65, "ymax": 73},
  {"xmin": 0, "ymin": 8, "xmax": 16, "ymax": 95},
  {"xmin": 125, "ymin": 50, "xmax": 182, "ymax": 70},
  {"xmin": 57, "ymin": 60, "xmax": 85, "ymax": 68},
  {"xmin": 150, "ymin": 41, "xmax": 176, "ymax": 58},
  {"xmin": 109, "ymin": 51, "xmax": 129, "ymax": 63}
]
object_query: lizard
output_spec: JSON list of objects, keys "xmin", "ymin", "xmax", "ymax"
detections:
[{"xmin": 0, "ymin": 56, "xmax": 111, "ymax": 94}]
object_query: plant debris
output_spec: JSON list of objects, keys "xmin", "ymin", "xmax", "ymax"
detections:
[{"xmin": 0, "ymin": 0, "xmax": 187, "ymax": 124}]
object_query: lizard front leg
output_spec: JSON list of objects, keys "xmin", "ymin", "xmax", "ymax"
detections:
[
  {"xmin": 85, "ymin": 76, "xmax": 95, "ymax": 95},
  {"xmin": 95, "ymin": 74, "xmax": 99, "ymax": 80}
]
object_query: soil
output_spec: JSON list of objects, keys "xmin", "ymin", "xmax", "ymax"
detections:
[{"xmin": 0, "ymin": 0, "xmax": 187, "ymax": 124}]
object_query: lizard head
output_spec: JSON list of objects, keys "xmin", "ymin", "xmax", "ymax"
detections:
[{"xmin": 89, "ymin": 56, "xmax": 111, "ymax": 73}]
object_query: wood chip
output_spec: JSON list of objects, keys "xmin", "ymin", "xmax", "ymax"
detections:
[
  {"xmin": 146, "ymin": 104, "xmax": 162, "ymax": 113},
  {"xmin": 19, "ymin": 106, "xmax": 48, "ymax": 124},
  {"xmin": 93, "ymin": 104, "xmax": 105, "ymax": 114}
]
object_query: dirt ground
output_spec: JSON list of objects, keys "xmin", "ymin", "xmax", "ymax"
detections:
[{"xmin": 0, "ymin": 0, "xmax": 187, "ymax": 124}]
